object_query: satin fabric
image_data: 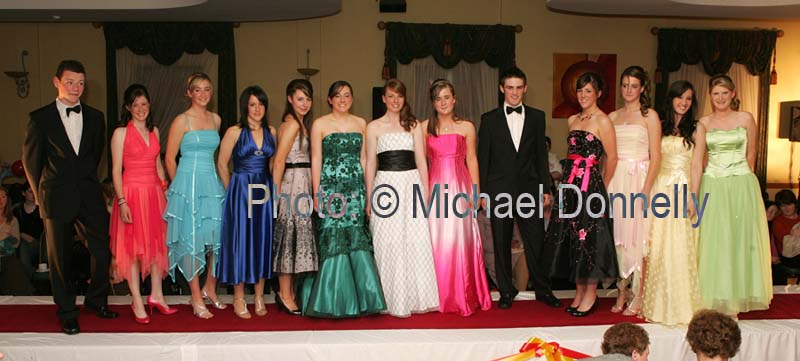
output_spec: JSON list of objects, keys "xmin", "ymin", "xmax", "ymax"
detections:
[
  {"xmin": 217, "ymin": 127, "xmax": 275, "ymax": 284},
  {"xmin": 110, "ymin": 122, "xmax": 168, "ymax": 283},
  {"xmin": 298, "ymin": 132, "xmax": 387, "ymax": 318},
  {"xmin": 426, "ymin": 133, "xmax": 491, "ymax": 316},
  {"xmin": 698, "ymin": 126, "xmax": 772, "ymax": 314},
  {"xmin": 165, "ymin": 128, "xmax": 225, "ymax": 282}
]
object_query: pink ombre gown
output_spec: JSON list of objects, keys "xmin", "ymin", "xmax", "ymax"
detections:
[{"xmin": 426, "ymin": 133, "xmax": 492, "ymax": 316}]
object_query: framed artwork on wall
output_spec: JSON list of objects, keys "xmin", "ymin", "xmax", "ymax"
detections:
[{"xmin": 552, "ymin": 53, "xmax": 617, "ymax": 118}]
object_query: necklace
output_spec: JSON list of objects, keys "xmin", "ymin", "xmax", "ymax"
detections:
[{"xmin": 578, "ymin": 112, "xmax": 596, "ymax": 122}]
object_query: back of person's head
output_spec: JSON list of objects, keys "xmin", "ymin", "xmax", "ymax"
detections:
[
  {"xmin": 601, "ymin": 322, "xmax": 650, "ymax": 359},
  {"xmin": 686, "ymin": 310, "xmax": 741, "ymax": 360}
]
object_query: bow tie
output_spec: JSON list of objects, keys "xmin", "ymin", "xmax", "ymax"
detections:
[
  {"xmin": 506, "ymin": 105, "xmax": 522, "ymax": 115},
  {"xmin": 66, "ymin": 104, "xmax": 82, "ymax": 116}
]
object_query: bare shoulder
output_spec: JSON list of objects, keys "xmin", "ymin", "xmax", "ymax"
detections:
[
  {"xmin": 566, "ymin": 114, "xmax": 578, "ymax": 128},
  {"xmin": 224, "ymin": 124, "xmax": 243, "ymax": 138},
  {"xmin": 352, "ymin": 115, "xmax": 367, "ymax": 127},
  {"xmin": 279, "ymin": 118, "xmax": 300, "ymax": 133},
  {"xmin": 112, "ymin": 126, "xmax": 127, "ymax": 139},
  {"xmin": 595, "ymin": 113, "xmax": 613, "ymax": 127},
  {"xmin": 697, "ymin": 114, "xmax": 712, "ymax": 127},
  {"xmin": 608, "ymin": 109, "xmax": 620, "ymax": 120}
]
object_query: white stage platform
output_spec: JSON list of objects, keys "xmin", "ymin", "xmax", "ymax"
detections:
[{"xmin": 1, "ymin": 287, "xmax": 799, "ymax": 361}]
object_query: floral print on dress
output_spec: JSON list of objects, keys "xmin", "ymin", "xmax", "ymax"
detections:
[{"xmin": 547, "ymin": 130, "xmax": 619, "ymax": 282}]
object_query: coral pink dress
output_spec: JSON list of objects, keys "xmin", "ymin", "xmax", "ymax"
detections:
[
  {"xmin": 110, "ymin": 122, "xmax": 168, "ymax": 282},
  {"xmin": 426, "ymin": 133, "xmax": 492, "ymax": 316}
]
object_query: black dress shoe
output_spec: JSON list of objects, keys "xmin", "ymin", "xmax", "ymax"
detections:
[
  {"xmin": 570, "ymin": 297, "xmax": 598, "ymax": 317},
  {"xmin": 86, "ymin": 304, "xmax": 119, "ymax": 319},
  {"xmin": 61, "ymin": 318, "xmax": 80, "ymax": 335},
  {"xmin": 536, "ymin": 292, "xmax": 562, "ymax": 308},
  {"xmin": 565, "ymin": 306, "xmax": 577, "ymax": 313},
  {"xmin": 498, "ymin": 294, "xmax": 514, "ymax": 309}
]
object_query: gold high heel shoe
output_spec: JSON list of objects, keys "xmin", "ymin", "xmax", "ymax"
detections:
[
  {"xmin": 233, "ymin": 298, "xmax": 251, "ymax": 319},
  {"xmin": 191, "ymin": 300, "xmax": 214, "ymax": 319},
  {"xmin": 623, "ymin": 295, "xmax": 643, "ymax": 316},
  {"xmin": 611, "ymin": 289, "xmax": 631, "ymax": 313},
  {"xmin": 201, "ymin": 289, "xmax": 228, "ymax": 310},
  {"xmin": 254, "ymin": 295, "xmax": 268, "ymax": 317}
]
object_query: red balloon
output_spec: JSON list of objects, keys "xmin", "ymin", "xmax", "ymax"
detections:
[{"xmin": 11, "ymin": 160, "xmax": 24, "ymax": 177}]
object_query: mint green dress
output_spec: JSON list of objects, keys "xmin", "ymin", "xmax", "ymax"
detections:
[
  {"xmin": 697, "ymin": 126, "xmax": 772, "ymax": 314},
  {"xmin": 298, "ymin": 132, "xmax": 386, "ymax": 318}
]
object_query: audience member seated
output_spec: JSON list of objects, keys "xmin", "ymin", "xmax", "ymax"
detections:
[
  {"xmin": 0, "ymin": 186, "xmax": 34, "ymax": 295},
  {"xmin": 13, "ymin": 183, "xmax": 44, "ymax": 280},
  {"xmin": 767, "ymin": 190, "xmax": 800, "ymax": 282},
  {"xmin": 586, "ymin": 322, "xmax": 650, "ymax": 360},
  {"xmin": 686, "ymin": 310, "xmax": 741, "ymax": 361},
  {"xmin": 545, "ymin": 136, "xmax": 563, "ymax": 182}
]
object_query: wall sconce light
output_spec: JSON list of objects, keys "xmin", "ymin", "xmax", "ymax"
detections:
[
  {"xmin": 5, "ymin": 50, "xmax": 30, "ymax": 98},
  {"xmin": 296, "ymin": 48, "xmax": 319, "ymax": 80}
]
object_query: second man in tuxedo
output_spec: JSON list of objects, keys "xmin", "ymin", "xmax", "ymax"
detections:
[{"xmin": 478, "ymin": 67, "xmax": 560, "ymax": 309}]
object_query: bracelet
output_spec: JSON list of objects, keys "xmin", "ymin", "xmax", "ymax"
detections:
[
  {"xmin": 117, "ymin": 197, "xmax": 127, "ymax": 206},
  {"xmin": 160, "ymin": 179, "xmax": 169, "ymax": 191}
]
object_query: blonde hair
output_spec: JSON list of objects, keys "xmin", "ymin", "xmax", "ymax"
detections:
[
  {"xmin": 709, "ymin": 74, "xmax": 740, "ymax": 111},
  {"xmin": 186, "ymin": 72, "xmax": 212, "ymax": 92}
]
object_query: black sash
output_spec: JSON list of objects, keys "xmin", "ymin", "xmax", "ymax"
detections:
[
  {"xmin": 285, "ymin": 162, "xmax": 310, "ymax": 169},
  {"xmin": 378, "ymin": 150, "xmax": 416, "ymax": 171}
]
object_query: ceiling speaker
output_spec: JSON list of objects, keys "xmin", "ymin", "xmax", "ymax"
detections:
[{"xmin": 380, "ymin": 0, "xmax": 406, "ymax": 13}]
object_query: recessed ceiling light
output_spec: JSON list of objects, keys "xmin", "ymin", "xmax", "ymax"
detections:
[{"xmin": 52, "ymin": 15, "xmax": 61, "ymax": 20}]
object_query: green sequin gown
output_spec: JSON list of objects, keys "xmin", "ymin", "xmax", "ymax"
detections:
[
  {"xmin": 697, "ymin": 126, "xmax": 772, "ymax": 315},
  {"xmin": 298, "ymin": 132, "xmax": 387, "ymax": 318}
]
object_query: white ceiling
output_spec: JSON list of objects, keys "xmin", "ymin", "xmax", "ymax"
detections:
[
  {"xmin": 547, "ymin": 0, "xmax": 800, "ymax": 19},
  {"xmin": 0, "ymin": 0, "xmax": 341, "ymax": 22}
]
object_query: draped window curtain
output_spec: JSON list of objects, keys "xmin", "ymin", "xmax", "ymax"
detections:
[
  {"xmin": 396, "ymin": 56, "xmax": 497, "ymax": 127},
  {"xmin": 669, "ymin": 63, "xmax": 760, "ymax": 123},
  {"xmin": 115, "ymin": 48, "xmax": 218, "ymax": 147},
  {"xmin": 103, "ymin": 22, "xmax": 237, "ymax": 170},
  {"xmin": 655, "ymin": 29, "xmax": 778, "ymax": 188},
  {"xmin": 383, "ymin": 22, "xmax": 516, "ymax": 125}
]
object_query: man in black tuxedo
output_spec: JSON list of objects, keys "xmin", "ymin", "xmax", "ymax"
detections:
[
  {"xmin": 478, "ymin": 67, "xmax": 560, "ymax": 309},
  {"xmin": 22, "ymin": 60, "xmax": 117, "ymax": 335}
]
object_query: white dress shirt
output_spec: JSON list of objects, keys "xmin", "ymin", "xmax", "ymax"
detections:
[
  {"xmin": 504, "ymin": 102, "xmax": 524, "ymax": 151},
  {"xmin": 55, "ymin": 99, "xmax": 83, "ymax": 155}
]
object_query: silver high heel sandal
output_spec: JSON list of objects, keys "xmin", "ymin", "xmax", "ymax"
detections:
[{"xmin": 201, "ymin": 289, "xmax": 228, "ymax": 310}]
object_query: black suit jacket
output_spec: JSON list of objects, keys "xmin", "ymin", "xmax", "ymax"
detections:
[
  {"xmin": 478, "ymin": 105, "xmax": 552, "ymax": 198},
  {"xmin": 22, "ymin": 102, "xmax": 107, "ymax": 220}
]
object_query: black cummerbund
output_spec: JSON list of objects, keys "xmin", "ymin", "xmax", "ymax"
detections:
[
  {"xmin": 378, "ymin": 150, "xmax": 416, "ymax": 171},
  {"xmin": 285, "ymin": 162, "xmax": 311, "ymax": 169}
]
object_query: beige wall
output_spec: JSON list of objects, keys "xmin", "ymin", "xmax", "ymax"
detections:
[{"xmin": 1, "ymin": 1, "xmax": 799, "ymax": 189}]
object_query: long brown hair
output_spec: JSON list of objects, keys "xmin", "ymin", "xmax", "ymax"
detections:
[
  {"xmin": 384, "ymin": 78, "xmax": 417, "ymax": 131},
  {"xmin": 283, "ymin": 79, "xmax": 313, "ymax": 143},
  {"xmin": 427, "ymin": 79, "xmax": 460, "ymax": 137},
  {"xmin": 0, "ymin": 187, "xmax": 12, "ymax": 224}
]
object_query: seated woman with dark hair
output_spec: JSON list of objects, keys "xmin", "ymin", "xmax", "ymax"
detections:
[
  {"xmin": 585, "ymin": 322, "xmax": 650, "ymax": 360},
  {"xmin": 686, "ymin": 310, "xmax": 741, "ymax": 361}
]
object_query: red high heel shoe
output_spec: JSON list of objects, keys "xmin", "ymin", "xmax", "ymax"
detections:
[
  {"xmin": 131, "ymin": 304, "xmax": 151, "ymax": 324},
  {"xmin": 147, "ymin": 296, "xmax": 179, "ymax": 315}
]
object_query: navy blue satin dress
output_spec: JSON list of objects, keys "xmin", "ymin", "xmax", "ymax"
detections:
[{"xmin": 217, "ymin": 127, "xmax": 276, "ymax": 284}]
